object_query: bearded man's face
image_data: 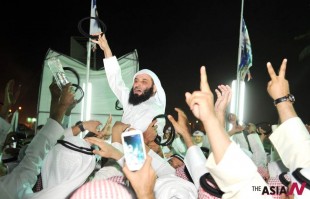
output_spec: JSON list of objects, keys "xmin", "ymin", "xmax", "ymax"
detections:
[{"xmin": 128, "ymin": 74, "xmax": 156, "ymax": 105}]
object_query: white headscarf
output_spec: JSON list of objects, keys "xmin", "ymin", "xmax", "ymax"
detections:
[
  {"xmin": 154, "ymin": 174, "xmax": 197, "ymax": 199},
  {"xmin": 133, "ymin": 69, "xmax": 166, "ymax": 136},
  {"xmin": 193, "ymin": 130, "xmax": 204, "ymax": 137},
  {"xmin": 133, "ymin": 69, "xmax": 166, "ymax": 109},
  {"xmin": 27, "ymin": 136, "xmax": 96, "ymax": 199}
]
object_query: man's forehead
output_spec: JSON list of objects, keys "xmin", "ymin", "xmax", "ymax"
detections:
[{"xmin": 135, "ymin": 73, "xmax": 153, "ymax": 81}]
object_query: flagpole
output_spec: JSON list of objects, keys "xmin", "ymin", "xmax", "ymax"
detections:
[
  {"xmin": 235, "ymin": 0, "xmax": 244, "ymax": 122},
  {"xmin": 84, "ymin": 39, "xmax": 91, "ymax": 122},
  {"xmin": 83, "ymin": 1, "xmax": 94, "ymax": 122}
]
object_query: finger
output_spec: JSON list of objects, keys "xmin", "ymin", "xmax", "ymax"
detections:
[
  {"xmin": 215, "ymin": 89, "xmax": 221, "ymax": 98},
  {"xmin": 140, "ymin": 155, "xmax": 152, "ymax": 170},
  {"xmin": 266, "ymin": 62, "xmax": 277, "ymax": 80},
  {"xmin": 174, "ymin": 107, "xmax": 186, "ymax": 118},
  {"xmin": 227, "ymin": 89, "xmax": 232, "ymax": 103},
  {"xmin": 7, "ymin": 79, "xmax": 15, "ymax": 90},
  {"xmin": 91, "ymin": 39, "xmax": 99, "ymax": 44},
  {"xmin": 84, "ymin": 137, "xmax": 103, "ymax": 146},
  {"xmin": 185, "ymin": 92, "xmax": 192, "ymax": 107},
  {"xmin": 278, "ymin": 59, "xmax": 287, "ymax": 79},
  {"xmin": 95, "ymin": 121, "xmax": 103, "ymax": 127},
  {"xmin": 221, "ymin": 85, "xmax": 229, "ymax": 93},
  {"xmin": 122, "ymin": 163, "xmax": 131, "ymax": 177},
  {"xmin": 167, "ymin": 115, "xmax": 178, "ymax": 127},
  {"xmin": 267, "ymin": 81, "xmax": 272, "ymax": 88},
  {"xmin": 91, "ymin": 32, "xmax": 101, "ymax": 36},
  {"xmin": 107, "ymin": 115, "xmax": 112, "ymax": 123},
  {"xmin": 200, "ymin": 66, "xmax": 211, "ymax": 92},
  {"xmin": 63, "ymin": 83, "xmax": 72, "ymax": 92},
  {"xmin": 152, "ymin": 119, "xmax": 157, "ymax": 124},
  {"xmin": 92, "ymin": 150, "xmax": 103, "ymax": 156}
]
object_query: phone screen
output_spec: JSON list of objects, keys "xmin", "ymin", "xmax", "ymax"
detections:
[{"xmin": 122, "ymin": 131, "xmax": 146, "ymax": 171}]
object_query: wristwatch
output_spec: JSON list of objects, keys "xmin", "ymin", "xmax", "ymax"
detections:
[
  {"xmin": 274, "ymin": 94, "xmax": 295, "ymax": 106},
  {"xmin": 78, "ymin": 122, "xmax": 86, "ymax": 132}
]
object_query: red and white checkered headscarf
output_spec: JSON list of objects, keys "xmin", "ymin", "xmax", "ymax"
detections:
[
  {"xmin": 267, "ymin": 175, "xmax": 289, "ymax": 199},
  {"xmin": 257, "ymin": 166, "xmax": 270, "ymax": 181},
  {"xmin": 175, "ymin": 165, "xmax": 190, "ymax": 181},
  {"xmin": 198, "ymin": 186, "xmax": 221, "ymax": 199},
  {"xmin": 70, "ymin": 179, "xmax": 133, "ymax": 199}
]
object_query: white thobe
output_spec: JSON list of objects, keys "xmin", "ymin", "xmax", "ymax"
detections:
[
  {"xmin": 0, "ymin": 118, "xmax": 64, "ymax": 199},
  {"xmin": 103, "ymin": 56, "xmax": 165, "ymax": 133}
]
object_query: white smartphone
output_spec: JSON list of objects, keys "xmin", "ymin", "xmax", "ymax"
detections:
[{"xmin": 121, "ymin": 129, "xmax": 146, "ymax": 171}]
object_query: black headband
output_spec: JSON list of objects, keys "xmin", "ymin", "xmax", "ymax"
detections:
[
  {"xmin": 78, "ymin": 17, "xmax": 107, "ymax": 39},
  {"xmin": 152, "ymin": 114, "xmax": 176, "ymax": 146},
  {"xmin": 292, "ymin": 168, "xmax": 310, "ymax": 190},
  {"xmin": 57, "ymin": 139, "xmax": 94, "ymax": 155}
]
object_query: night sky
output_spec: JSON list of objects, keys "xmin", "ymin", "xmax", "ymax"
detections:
[{"xmin": 0, "ymin": 0, "xmax": 309, "ymax": 126}]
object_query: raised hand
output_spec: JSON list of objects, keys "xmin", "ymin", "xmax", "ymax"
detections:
[
  {"xmin": 185, "ymin": 66, "xmax": 231, "ymax": 164},
  {"xmin": 214, "ymin": 84, "xmax": 232, "ymax": 127},
  {"xmin": 4, "ymin": 79, "xmax": 21, "ymax": 106},
  {"xmin": 228, "ymin": 123, "xmax": 245, "ymax": 136},
  {"xmin": 123, "ymin": 155, "xmax": 156, "ymax": 199},
  {"xmin": 266, "ymin": 59, "xmax": 289, "ymax": 100},
  {"xmin": 112, "ymin": 121, "xmax": 130, "ymax": 143},
  {"xmin": 83, "ymin": 120, "xmax": 103, "ymax": 137},
  {"xmin": 168, "ymin": 108, "xmax": 194, "ymax": 148},
  {"xmin": 214, "ymin": 85, "xmax": 232, "ymax": 113},
  {"xmin": 50, "ymin": 83, "xmax": 75, "ymax": 124},
  {"xmin": 90, "ymin": 33, "xmax": 112, "ymax": 58},
  {"xmin": 49, "ymin": 81, "xmax": 61, "ymax": 100},
  {"xmin": 168, "ymin": 108, "xmax": 190, "ymax": 137},
  {"xmin": 85, "ymin": 137, "xmax": 123, "ymax": 160},
  {"xmin": 185, "ymin": 66, "xmax": 215, "ymax": 123},
  {"xmin": 143, "ymin": 119, "xmax": 157, "ymax": 145},
  {"xmin": 266, "ymin": 59, "xmax": 297, "ymax": 122},
  {"xmin": 98, "ymin": 114, "xmax": 113, "ymax": 140}
]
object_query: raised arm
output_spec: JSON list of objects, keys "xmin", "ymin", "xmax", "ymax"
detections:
[
  {"xmin": 266, "ymin": 59, "xmax": 297, "ymax": 123},
  {"xmin": 0, "ymin": 79, "xmax": 21, "ymax": 121},
  {"xmin": 185, "ymin": 66, "xmax": 231, "ymax": 164},
  {"xmin": 267, "ymin": 59, "xmax": 310, "ymax": 171},
  {"xmin": 214, "ymin": 85, "xmax": 232, "ymax": 128}
]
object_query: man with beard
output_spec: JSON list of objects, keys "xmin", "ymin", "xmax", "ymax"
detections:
[{"xmin": 92, "ymin": 33, "xmax": 166, "ymax": 133}]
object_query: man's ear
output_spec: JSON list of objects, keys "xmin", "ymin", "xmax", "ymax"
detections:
[{"xmin": 153, "ymin": 85, "xmax": 157, "ymax": 94}]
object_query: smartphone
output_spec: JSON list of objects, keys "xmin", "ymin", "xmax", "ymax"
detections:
[
  {"xmin": 47, "ymin": 57, "xmax": 70, "ymax": 90},
  {"xmin": 121, "ymin": 130, "xmax": 146, "ymax": 171}
]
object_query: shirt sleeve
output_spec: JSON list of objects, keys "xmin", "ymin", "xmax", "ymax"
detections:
[
  {"xmin": 184, "ymin": 145, "xmax": 209, "ymax": 189},
  {"xmin": 61, "ymin": 115, "xmax": 71, "ymax": 129},
  {"xmin": 206, "ymin": 142, "xmax": 271, "ymax": 199},
  {"xmin": 269, "ymin": 117, "xmax": 310, "ymax": 171},
  {"xmin": 0, "ymin": 118, "xmax": 64, "ymax": 199},
  {"xmin": 247, "ymin": 133, "xmax": 267, "ymax": 167},
  {"xmin": 103, "ymin": 56, "xmax": 130, "ymax": 108}
]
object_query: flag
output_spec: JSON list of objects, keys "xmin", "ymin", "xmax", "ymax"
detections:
[
  {"xmin": 90, "ymin": 0, "xmax": 101, "ymax": 51},
  {"xmin": 238, "ymin": 19, "xmax": 253, "ymax": 81}
]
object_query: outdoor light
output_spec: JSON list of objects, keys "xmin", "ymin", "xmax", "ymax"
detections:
[
  {"xmin": 229, "ymin": 80, "xmax": 246, "ymax": 130},
  {"xmin": 80, "ymin": 82, "xmax": 92, "ymax": 122},
  {"xmin": 86, "ymin": 83, "xmax": 92, "ymax": 121}
]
